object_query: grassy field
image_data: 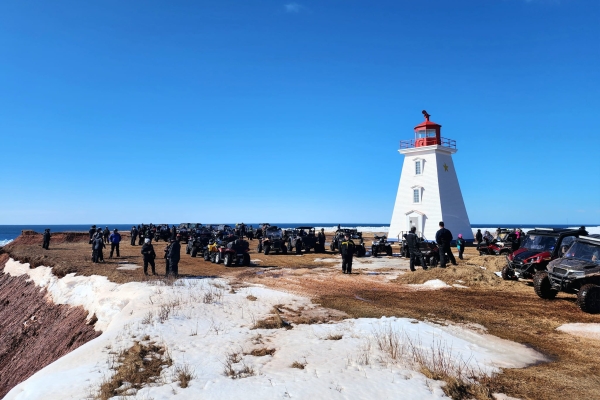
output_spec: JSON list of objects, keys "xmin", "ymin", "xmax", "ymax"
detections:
[{"xmin": 3, "ymin": 230, "xmax": 600, "ymax": 399}]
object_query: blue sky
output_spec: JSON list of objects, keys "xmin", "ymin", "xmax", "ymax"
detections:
[{"xmin": 1, "ymin": 0, "xmax": 599, "ymax": 225}]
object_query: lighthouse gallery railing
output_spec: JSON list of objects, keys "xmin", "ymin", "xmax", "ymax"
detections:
[{"xmin": 399, "ymin": 137, "xmax": 456, "ymax": 150}]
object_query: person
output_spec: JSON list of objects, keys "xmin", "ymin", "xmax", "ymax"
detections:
[
  {"xmin": 340, "ymin": 233, "xmax": 355, "ymax": 274},
  {"xmin": 109, "ymin": 229, "xmax": 121, "ymax": 258},
  {"xmin": 103, "ymin": 226, "xmax": 110, "ymax": 243},
  {"xmin": 406, "ymin": 226, "xmax": 427, "ymax": 271},
  {"xmin": 92, "ymin": 232, "xmax": 105, "ymax": 263},
  {"xmin": 89, "ymin": 225, "xmax": 97, "ymax": 242},
  {"xmin": 247, "ymin": 225, "xmax": 254, "ymax": 240},
  {"xmin": 475, "ymin": 229, "xmax": 483, "ymax": 245},
  {"xmin": 483, "ymin": 230, "xmax": 494, "ymax": 244},
  {"xmin": 171, "ymin": 225, "xmax": 177, "ymax": 241},
  {"xmin": 141, "ymin": 238, "xmax": 157, "ymax": 275},
  {"xmin": 435, "ymin": 221, "xmax": 457, "ymax": 268},
  {"xmin": 130, "ymin": 226, "xmax": 138, "ymax": 246},
  {"xmin": 318, "ymin": 228, "xmax": 326, "ymax": 248},
  {"xmin": 456, "ymin": 234, "xmax": 466, "ymax": 260},
  {"xmin": 167, "ymin": 237, "xmax": 181, "ymax": 276},
  {"xmin": 42, "ymin": 228, "xmax": 51, "ymax": 250}
]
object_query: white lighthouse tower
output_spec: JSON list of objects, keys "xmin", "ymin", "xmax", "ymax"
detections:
[{"xmin": 389, "ymin": 111, "xmax": 473, "ymax": 242}]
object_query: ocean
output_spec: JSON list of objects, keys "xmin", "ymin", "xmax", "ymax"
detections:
[{"xmin": 1, "ymin": 223, "xmax": 597, "ymax": 247}]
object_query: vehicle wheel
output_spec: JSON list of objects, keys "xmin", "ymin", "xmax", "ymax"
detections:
[
  {"xmin": 501, "ymin": 265, "xmax": 515, "ymax": 281},
  {"xmin": 431, "ymin": 257, "xmax": 438, "ymax": 268},
  {"xmin": 204, "ymin": 250, "xmax": 210, "ymax": 261},
  {"xmin": 282, "ymin": 246, "xmax": 288, "ymax": 254},
  {"xmin": 224, "ymin": 253, "xmax": 232, "ymax": 267},
  {"xmin": 191, "ymin": 247, "xmax": 198, "ymax": 257},
  {"xmin": 386, "ymin": 247, "xmax": 393, "ymax": 256},
  {"xmin": 295, "ymin": 244, "xmax": 302, "ymax": 255},
  {"xmin": 533, "ymin": 272, "xmax": 558, "ymax": 299},
  {"xmin": 479, "ymin": 251, "xmax": 486, "ymax": 256},
  {"xmin": 210, "ymin": 253, "xmax": 216, "ymax": 263},
  {"xmin": 257, "ymin": 243, "xmax": 262, "ymax": 253},
  {"xmin": 242, "ymin": 253, "xmax": 251, "ymax": 266},
  {"xmin": 577, "ymin": 284, "xmax": 600, "ymax": 314},
  {"xmin": 215, "ymin": 253, "xmax": 222, "ymax": 264},
  {"xmin": 371, "ymin": 247, "xmax": 377, "ymax": 257},
  {"xmin": 330, "ymin": 242, "xmax": 335, "ymax": 251},
  {"xmin": 288, "ymin": 241, "xmax": 293, "ymax": 252},
  {"xmin": 264, "ymin": 245, "xmax": 271, "ymax": 255}
]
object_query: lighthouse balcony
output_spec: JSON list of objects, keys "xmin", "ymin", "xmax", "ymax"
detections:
[{"xmin": 399, "ymin": 137, "xmax": 456, "ymax": 150}]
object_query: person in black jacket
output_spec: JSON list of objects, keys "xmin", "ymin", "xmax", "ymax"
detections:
[
  {"xmin": 340, "ymin": 233, "xmax": 355, "ymax": 274},
  {"xmin": 475, "ymin": 229, "xmax": 483, "ymax": 245},
  {"xmin": 171, "ymin": 225, "xmax": 177, "ymax": 241},
  {"xmin": 167, "ymin": 238, "xmax": 181, "ymax": 276},
  {"xmin": 141, "ymin": 238, "xmax": 157, "ymax": 275},
  {"xmin": 89, "ymin": 225, "xmax": 97, "ymax": 241},
  {"xmin": 406, "ymin": 227, "xmax": 427, "ymax": 271},
  {"xmin": 103, "ymin": 227, "xmax": 110, "ymax": 243},
  {"xmin": 92, "ymin": 234, "xmax": 105, "ymax": 263},
  {"xmin": 435, "ymin": 221, "xmax": 457, "ymax": 268},
  {"xmin": 130, "ymin": 226, "xmax": 138, "ymax": 246},
  {"xmin": 42, "ymin": 229, "xmax": 51, "ymax": 250}
]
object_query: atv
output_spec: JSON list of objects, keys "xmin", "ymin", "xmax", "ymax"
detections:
[
  {"xmin": 287, "ymin": 226, "xmax": 324, "ymax": 254},
  {"xmin": 257, "ymin": 225, "xmax": 288, "ymax": 255},
  {"xmin": 371, "ymin": 235, "xmax": 393, "ymax": 257},
  {"xmin": 185, "ymin": 226, "xmax": 212, "ymax": 257},
  {"xmin": 329, "ymin": 229, "xmax": 366, "ymax": 257},
  {"xmin": 176, "ymin": 223, "xmax": 192, "ymax": 243},
  {"xmin": 477, "ymin": 229, "xmax": 517, "ymax": 256},
  {"xmin": 503, "ymin": 227, "xmax": 587, "ymax": 280},
  {"xmin": 534, "ymin": 235, "xmax": 600, "ymax": 313}
]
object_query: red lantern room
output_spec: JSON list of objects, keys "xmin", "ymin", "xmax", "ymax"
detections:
[{"xmin": 414, "ymin": 110, "xmax": 441, "ymax": 147}]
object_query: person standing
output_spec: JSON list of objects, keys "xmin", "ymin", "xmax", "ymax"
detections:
[
  {"xmin": 171, "ymin": 225, "xmax": 177, "ymax": 241},
  {"xmin": 130, "ymin": 226, "xmax": 138, "ymax": 246},
  {"xmin": 475, "ymin": 229, "xmax": 482, "ymax": 245},
  {"xmin": 141, "ymin": 238, "xmax": 157, "ymax": 275},
  {"xmin": 92, "ymin": 233, "xmax": 105, "ymax": 263},
  {"xmin": 42, "ymin": 229, "xmax": 51, "ymax": 250},
  {"xmin": 456, "ymin": 234, "xmax": 466, "ymax": 260},
  {"xmin": 89, "ymin": 225, "xmax": 97, "ymax": 242},
  {"xmin": 103, "ymin": 226, "xmax": 110, "ymax": 243},
  {"xmin": 340, "ymin": 233, "xmax": 355, "ymax": 274},
  {"xmin": 318, "ymin": 228, "xmax": 326, "ymax": 250},
  {"xmin": 167, "ymin": 238, "xmax": 181, "ymax": 276},
  {"xmin": 435, "ymin": 221, "xmax": 457, "ymax": 268},
  {"xmin": 138, "ymin": 224, "xmax": 145, "ymax": 245},
  {"xmin": 109, "ymin": 229, "xmax": 122, "ymax": 258},
  {"xmin": 406, "ymin": 226, "xmax": 427, "ymax": 271},
  {"xmin": 163, "ymin": 241, "xmax": 172, "ymax": 275}
]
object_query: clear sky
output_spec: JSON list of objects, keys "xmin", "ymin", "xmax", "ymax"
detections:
[{"xmin": 1, "ymin": 0, "xmax": 599, "ymax": 225}]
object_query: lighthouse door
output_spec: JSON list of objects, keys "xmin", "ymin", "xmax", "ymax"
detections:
[{"xmin": 409, "ymin": 217, "xmax": 419, "ymax": 235}]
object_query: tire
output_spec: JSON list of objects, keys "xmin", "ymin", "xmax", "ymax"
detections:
[
  {"xmin": 533, "ymin": 272, "xmax": 558, "ymax": 299},
  {"xmin": 210, "ymin": 253, "xmax": 216, "ymax": 263},
  {"xmin": 287, "ymin": 241, "xmax": 293, "ymax": 252},
  {"xmin": 191, "ymin": 247, "xmax": 198, "ymax": 257},
  {"xmin": 357, "ymin": 246, "xmax": 366, "ymax": 257},
  {"xmin": 264, "ymin": 245, "xmax": 271, "ymax": 255},
  {"xmin": 282, "ymin": 246, "xmax": 288, "ymax": 254},
  {"xmin": 224, "ymin": 253, "xmax": 232, "ymax": 267},
  {"xmin": 330, "ymin": 242, "xmax": 335, "ymax": 251},
  {"xmin": 501, "ymin": 265, "xmax": 514, "ymax": 281},
  {"xmin": 204, "ymin": 250, "xmax": 210, "ymax": 261},
  {"xmin": 257, "ymin": 244, "xmax": 262, "ymax": 253},
  {"xmin": 215, "ymin": 252, "xmax": 222, "ymax": 264},
  {"xmin": 386, "ymin": 247, "xmax": 393, "ymax": 256},
  {"xmin": 296, "ymin": 245, "xmax": 302, "ymax": 255},
  {"xmin": 431, "ymin": 257, "xmax": 438, "ymax": 268},
  {"xmin": 577, "ymin": 284, "xmax": 600, "ymax": 314},
  {"xmin": 242, "ymin": 253, "xmax": 250, "ymax": 266},
  {"xmin": 371, "ymin": 247, "xmax": 377, "ymax": 258}
]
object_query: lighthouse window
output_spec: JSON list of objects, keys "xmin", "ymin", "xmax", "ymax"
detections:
[
  {"xmin": 413, "ymin": 189, "xmax": 420, "ymax": 203},
  {"xmin": 415, "ymin": 161, "xmax": 421, "ymax": 175}
]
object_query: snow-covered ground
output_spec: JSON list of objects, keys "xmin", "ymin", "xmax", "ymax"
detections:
[
  {"xmin": 0, "ymin": 238, "xmax": 13, "ymax": 247},
  {"xmin": 557, "ymin": 323, "xmax": 600, "ymax": 340},
  {"xmin": 4, "ymin": 258, "xmax": 547, "ymax": 400}
]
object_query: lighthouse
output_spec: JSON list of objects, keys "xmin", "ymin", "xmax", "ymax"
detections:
[{"xmin": 389, "ymin": 111, "xmax": 473, "ymax": 242}]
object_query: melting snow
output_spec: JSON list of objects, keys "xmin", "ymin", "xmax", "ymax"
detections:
[
  {"xmin": 408, "ymin": 279, "xmax": 451, "ymax": 290},
  {"xmin": 557, "ymin": 323, "xmax": 600, "ymax": 340},
  {"xmin": 4, "ymin": 258, "xmax": 547, "ymax": 400}
]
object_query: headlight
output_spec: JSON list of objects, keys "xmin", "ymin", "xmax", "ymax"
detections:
[
  {"xmin": 568, "ymin": 271, "xmax": 585, "ymax": 277},
  {"xmin": 528, "ymin": 256, "xmax": 542, "ymax": 263}
]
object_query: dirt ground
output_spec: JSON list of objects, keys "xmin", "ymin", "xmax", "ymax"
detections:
[{"xmin": 3, "ymin": 230, "xmax": 600, "ymax": 399}]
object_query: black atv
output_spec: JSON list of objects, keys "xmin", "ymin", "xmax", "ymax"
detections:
[
  {"xmin": 533, "ymin": 235, "xmax": 600, "ymax": 313},
  {"xmin": 371, "ymin": 235, "xmax": 393, "ymax": 257},
  {"xmin": 287, "ymin": 226, "xmax": 324, "ymax": 254},
  {"xmin": 176, "ymin": 223, "xmax": 192, "ymax": 243},
  {"xmin": 329, "ymin": 229, "xmax": 366, "ymax": 257},
  {"xmin": 185, "ymin": 226, "xmax": 212, "ymax": 257},
  {"xmin": 503, "ymin": 227, "xmax": 587, "ymax": 280},
  {"xmin": 257, "ymin": 225, "xmax": 288, "ymax": 255}
]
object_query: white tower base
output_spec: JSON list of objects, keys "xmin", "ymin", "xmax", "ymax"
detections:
[{"xmin": 389, "ymin": 145, "xmax": 473, "ymax": 242}]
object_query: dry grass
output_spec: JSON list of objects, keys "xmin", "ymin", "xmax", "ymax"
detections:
[
  {"xmin": 325, "ymin": 334, "xmax": 343, "ymax": 340},
  {"xmin": 173, "ymin": 363, "xmax": 196, "ymax": 388},
  {"xmin": 246, "ymin": 348, "xmax": 276, "ymax": 357},
  {"xmin": 291, "ymin": 360, "xmax": 306, "ymax": 369},
  {"xmin": 222, "ymin": 351, "xmax": 256, "ymax": 379},
  {"xmin": 252, "ymin": 307, "xmax": 292, "ymax": 330},
  {"xmin": 246, "ymin": 295, "xmax": 257, "ymax": 301},
  {"xmin": 95, "ymin": 342, "xmax": 172, "ymax": 400}
]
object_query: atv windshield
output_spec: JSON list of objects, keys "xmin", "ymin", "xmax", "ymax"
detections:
[
  {"xmin": 521, "ymin": 235, "xmax": 557, "ymax": 252},
  {"xmin": 564, "ymin": 242, "xmax": 600, "ymax": 264}
]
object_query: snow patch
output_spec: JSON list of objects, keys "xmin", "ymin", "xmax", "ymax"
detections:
[
  {"xmin": 408, "ymin": 279, "xmax": 450, "ymax": 290},
  {"xmin": 0, "ymin": 239, "xmax": 13, "ymax": 247},
  {"xmin": 116, "ymin": 263, "xmax": 141, "ymax": 270},
  {"xmin": 557, "ymin": 323, "xmax": 600, "ymax": 340}
]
